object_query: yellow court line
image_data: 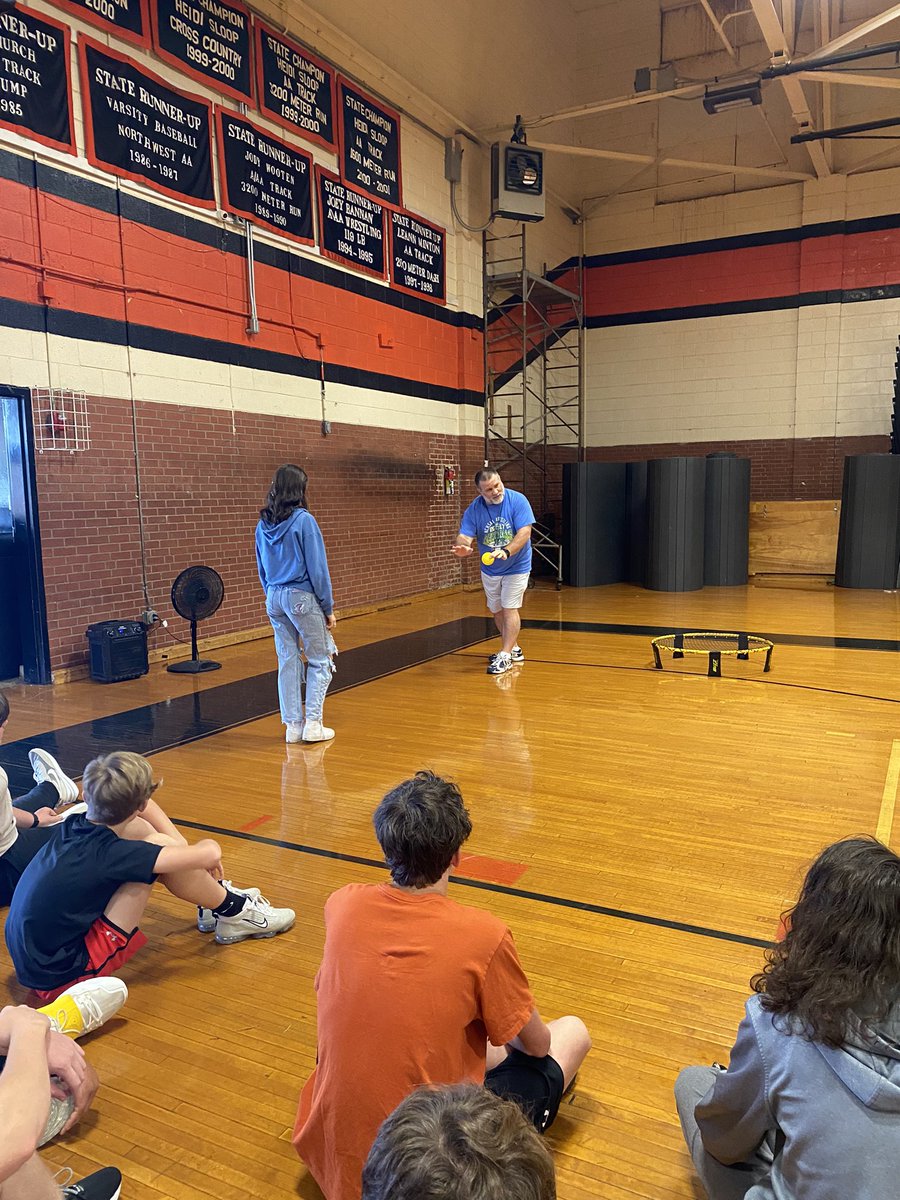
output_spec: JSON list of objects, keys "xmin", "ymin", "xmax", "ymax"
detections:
[{"xmin": 875, "ymin": 740, "xmax": 900, "ymax": 847}]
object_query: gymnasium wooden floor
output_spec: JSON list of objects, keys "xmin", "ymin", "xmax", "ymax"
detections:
[{"xmin": 2, "ymin": 580, "xmax": 900, "ymax": 1200}]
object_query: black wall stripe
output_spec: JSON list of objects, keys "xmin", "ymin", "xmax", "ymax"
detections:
[
  {"xmin": 0, "ymin": 296, "xmax": 484, "ymax": 408},
  {"xmin": 585, "ymin": 285, "xmax": 900, "ymax": 329},
  {"xmin": 582, "ymin": 211, "xmax": 900, "ymax": 269}
]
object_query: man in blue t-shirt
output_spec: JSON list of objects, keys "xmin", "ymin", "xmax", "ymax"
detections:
[{"xmin": 453, "ymin": 469, "xmax": 535, "ymax": 675}]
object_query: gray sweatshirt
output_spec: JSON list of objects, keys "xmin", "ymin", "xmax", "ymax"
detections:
[{"xmin": 696, "ymin": 993, "xmax": 900, "ymax": 1200}]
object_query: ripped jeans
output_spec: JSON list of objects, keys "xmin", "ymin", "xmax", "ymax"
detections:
[{"xmin": 265, "ymin": 586, "xmax": 336, "ymax": 726}]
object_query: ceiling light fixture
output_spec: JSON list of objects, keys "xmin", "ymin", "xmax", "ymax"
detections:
[{"xmin": 703, "ymin": 80, "xmax": 763, "ymax": 115}]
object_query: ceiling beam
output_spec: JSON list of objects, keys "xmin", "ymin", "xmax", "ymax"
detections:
[
  {"xmin": 815, "ymin": 1, "xmax": 834, "ymax": 170},
  {"xmin": 783, "ymin": 0, "xmax": 797, "ymax": 54},
  {"xmin": 803, "ymin": 2, "xmax": 900, "ymax": 63},
  {"xmin": 698, "ymin": 0, "xmax": 738, "ymax": 60},
  {"xmin": 749, "ymin": 0, "xmax": 831, "ymax": 177},
  {"xmin": 530, "ymin": 140, "xmax": 814, "ymax": 182},
  {"xmin": 477, "ymin": 84, "xmax": 706, "ymax": 136}
]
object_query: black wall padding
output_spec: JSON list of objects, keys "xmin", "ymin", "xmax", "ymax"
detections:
[
  {"xmin": 562, "ymin": 462, "xmax": 627, "ymax": 586},
  {"xmin": 625, "ymin": 460, "xmax": 648, "ymax": 585},
  {"xmin": 646, "ymin": 456, "xmax": 706, "ymax": 591},
  {"xmin": 704, "ymin": 454, "xmax": 751, "ymax": 586},
  {"xmin": 835, "ymin": 454, "xmax": 900, "ymax": 589}
]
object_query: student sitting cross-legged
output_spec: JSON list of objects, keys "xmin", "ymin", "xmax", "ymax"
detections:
[
  {"xmin": 293, "ymin": 770, "xmax": 591, "ymax": 1200},
  {"xmin": 4, "ymin": 751, "xmax": 295, "ymax": 1001}
]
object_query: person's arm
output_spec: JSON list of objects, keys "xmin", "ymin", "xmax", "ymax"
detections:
[
  {"xmin": 452, "ymin": 533, "xmax": 475, "ymax": 557},
  {"xmin": 507, "ymin": 1006, "xmax": 552, "ymax": 1058},
  {"xmin": 694, "ymin": 1003, "xmax": 774, "ymax": 1164},
  {"xmin": 299, "ymin": 516, "xmax": 335, "ymax": 622},
  {"xmin": 255, "ymin": 527, "xmax": 268, "ymax": 592},
  {"xmin": 0, "ymin": 1006, "xmax": 52, "ymax": 1182},
  {"xmin": 13, "ymin": 807, "xmax": 60, "ymax": 830},
  {"xmin": 154, "ymin": 838, "xmax": 223, "ymax": 878},
  {"xmin": 493, "ymin": 525, "xmax": 532, "ymax": 561}
]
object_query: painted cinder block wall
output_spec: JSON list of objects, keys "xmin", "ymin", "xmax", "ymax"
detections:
[{"xmin": 581, "ymin": 171, "xmax": 898, "ymax": 497}]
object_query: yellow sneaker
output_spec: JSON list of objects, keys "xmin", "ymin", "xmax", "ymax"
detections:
[{"xmin": 39, "ymin": 978, "xmax": 128, "ymax": 1039}]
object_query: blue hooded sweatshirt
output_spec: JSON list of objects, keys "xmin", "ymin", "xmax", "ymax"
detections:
[
  {"xmin": 695, "ymin": 993, "xmax": 900, "ymax": 1200},
  {"xmin": 255, "ymin": 507, "xmax": 334, "ymax": 616}
]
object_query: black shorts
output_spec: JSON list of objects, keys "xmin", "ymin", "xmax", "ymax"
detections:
[{"xmin": 485, "ymin": 1049, "xmax": 565, "ymax": 1132}]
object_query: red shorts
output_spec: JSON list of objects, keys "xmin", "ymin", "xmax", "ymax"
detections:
[{"xmin": 34, "ymin": 916, "xmax": 147, "ymax": 1003}]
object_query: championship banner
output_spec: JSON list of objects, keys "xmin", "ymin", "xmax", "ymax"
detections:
[
  {"xmin": 254, "ymin": 20, "xmax": 335, "ymax": 151},
  {"xmin": 79, "ymin": 38, "xmax": 215, "ymax": 208},
  {"xmin": 151, "ymin": 0, "xmax": 252, "ymax": 106},
  {"xmin": 48, "ymin": 0, "xmax": 150, "ymax": 48},
  {"xmin": 216, "ymin": 108, "xmax": 314, "ymax": 245},
  {"xmin": 389, "ymin": 210, "xmax": 445, "ymax": 304},
  {"xmin": 315, "ymin": 167, "xmax": 385, "ymax": 280},
  {"xmin": 0, "ymin": 5, "xmax": 74, "ymax": 153},
  {"xmin": 337, "ymin": 77, "xmax": 401, "ymax": 208}
]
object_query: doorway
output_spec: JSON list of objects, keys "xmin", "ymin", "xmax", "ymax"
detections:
[{"xmin": 0, "ymin": 385, "xmax": 51, "ymax": 684}]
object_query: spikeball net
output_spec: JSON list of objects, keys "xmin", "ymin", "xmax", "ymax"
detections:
[{"xmin": 651, "ymin": 631, "xmax": 773, "ymax": 677}]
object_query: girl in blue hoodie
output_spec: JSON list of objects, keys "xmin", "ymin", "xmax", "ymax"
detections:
[
  {"xmin": 256, "ymin": 465, "xmax": 337, "ymax": 743},
  {"xmin": 676, "ymin": 836, "xmax": 900, "ymax": 1200}
]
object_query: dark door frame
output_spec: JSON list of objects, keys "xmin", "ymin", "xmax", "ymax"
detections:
[{"xmin": 0, "ymin": 385, "xmax": 51, "ymax": 683}]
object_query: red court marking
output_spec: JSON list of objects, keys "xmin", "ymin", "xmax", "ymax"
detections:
[
  {"xmin": 456, "ymin": 854, "xmax": 528, "ymax": 886},
  {"xmin": 240, "ymin": 814, "xmax": 274, "ymax": 832}
]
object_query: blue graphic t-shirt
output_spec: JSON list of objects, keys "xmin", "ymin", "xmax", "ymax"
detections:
[{"xmin": 460, "ymin": 488, "xmax": 535, "ymax": 576}]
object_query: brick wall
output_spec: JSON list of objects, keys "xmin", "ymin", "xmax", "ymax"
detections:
[
  {"xmin": 585, "ymin": 434, "xmax": 889, "ymax": 501},
  {"xmin": 36, "ymin": 397, "xmax": 485, "ymax": 672}
]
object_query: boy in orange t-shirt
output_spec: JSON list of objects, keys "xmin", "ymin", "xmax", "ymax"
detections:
[{"xmin": 292, "ymin": 770, "xmax": 591, "ymax": 1200}]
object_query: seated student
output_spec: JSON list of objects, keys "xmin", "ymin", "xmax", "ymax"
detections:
[
  {"xmin": 293, "ymin": 770, "xmax": 591, "ymax": 1200},
  {"xmin": 5, "ymin": 751, "xmax": 295, "ymax": 1001},
  {"xmin": 0, "ymin": 691, "xmax": 83, "ymax": 908},
  {"xmin": 362, "ymin": 1083, "xmax": 557, "ymax": 1200},
  {"xmin": 0, "ymin": 1003, "xmax": 121, "ymax": 1200},
  {"xmin": 675, "ymin": 836, "xmax": 900, "ymax": 1200}
]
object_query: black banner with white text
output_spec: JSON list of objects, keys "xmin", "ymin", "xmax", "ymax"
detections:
[
  {"xmin": 217, "ymin": 108, "xmax": 314, "ymax": 244},
  {"xmin": 152, "ymin": 0, "xmax": 252, "ymax": 105},
  {"xmin": 338, "ymin": 78, "xmax": 401, "ymax": 208},
  {"xmin": 254, "ymin": 21, "xmax": 335, "ymax": 151},
  {"xmin": 316, "ymin": 167, "xmax": 386, "ymax": 279},
  {"xmin": 79, "ymin": 38, "xmax": 215, "ymax": 207},
  {"xmin": 390, "ymin": 210, "xmax": 445, "ymax": 304},
  {"xmin": 0, "ymin": 6, "xmax": 74, "ymax": 153}
]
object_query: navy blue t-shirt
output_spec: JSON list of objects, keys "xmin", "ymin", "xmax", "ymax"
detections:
[{"xmin": 5, "ymin": 814, "xmax": 163, "ymax": 990}]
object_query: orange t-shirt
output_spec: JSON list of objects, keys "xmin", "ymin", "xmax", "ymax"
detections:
[{"xmin": 292, "ymin": 882, "xmax": 536, "ymax": 1200}]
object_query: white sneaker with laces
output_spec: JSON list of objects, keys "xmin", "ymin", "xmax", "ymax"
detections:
[
  {"xmin": 510, "ymin": 646, "xmax": 525, "ymax": 664},
  {"xmin": 302, "ymin": 720, "xmax": 335, "ymax": 743},
  {"xmin": 198, "ymin": 881, "xmax": 261, "ymax": 932},
  {"xmin": 45, "ymin": 978, "xmax": 128, "ymax": 1039},
  {"xmin": 486, "ymin": 652, "xmax": 512, "ymax": 675},
  {"xmin": 286, "ymin": 721, "xmax": 304, "ymax": 744},
  {"xmin": 29, "ymin": 748, "xmax": 79, "ymax": 808},
  {"xmin": 215, "ymin": 893, "xmax": 295, "ymax": 944}
]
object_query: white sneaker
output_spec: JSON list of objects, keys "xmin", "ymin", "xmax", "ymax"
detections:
[
  {"xmin": 510, "ymin": 646, "xmax": 525, "ymax": 664},
  {"xmin": 29, "ymin": 749, "xmax": 79, "ymax": 808},
  {"xmin": 215, "ymin": 893, "xmax": 295, "ymax": 944},
  {"xmin": 197, "ymin": 881, "xmax": 261, "ymax": 933},
  {"xmin": 60, "ymin": 802, "xmax": 88, "ymax": 822},
  {"xmin": 285, "ymin": 721, "xmax": 304, "ymax": 744},
  {"xmin": 486, "ymin": 652, "xmax": 512, "ymax": 675},
  {"xmin": 43, "ymin": 978, "xmax": 128, "ymax": 1039},
  {"xmin": 301, "ymin": 721, "xmax": 335, "ymax": 743}
]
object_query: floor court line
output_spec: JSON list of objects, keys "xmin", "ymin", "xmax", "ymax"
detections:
[
  {"xmin": 876, "ymin": 740, "xmax": 900, "ymax": 847},
  {"xmin": 173, "ymin": 817, "xmax": 772, "ymax": 951}
]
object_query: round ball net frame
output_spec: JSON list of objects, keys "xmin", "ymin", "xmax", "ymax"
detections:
[{"xmin": 651, "ymin": 632, "xmax": 773, "ymax": 677}]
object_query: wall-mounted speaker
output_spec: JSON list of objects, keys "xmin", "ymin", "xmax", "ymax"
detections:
[{"xmin": 491, "ymin": 142, "xmax": 545, "ymax": 222}]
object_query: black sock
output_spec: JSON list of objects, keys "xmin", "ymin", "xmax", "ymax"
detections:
[{"xmin": 212, "ymin": 889, "xmax": 246, "ymax": 918}]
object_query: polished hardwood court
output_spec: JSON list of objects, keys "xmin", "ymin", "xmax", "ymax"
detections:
[{"xmin": 2, "ymin": 581, "xmax": 899, "ymax": 1199}]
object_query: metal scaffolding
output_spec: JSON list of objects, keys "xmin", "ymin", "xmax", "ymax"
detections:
[{"xmin": 483, "ymin": 225, "xmax": 584, "ymax": 587}]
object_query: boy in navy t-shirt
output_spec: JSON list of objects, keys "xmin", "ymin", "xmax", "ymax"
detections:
[
  {"xmin": 453, "ymin": 468, "xmax": 536, "ymax": 676},
  {"xmin": 5, "ymin": 751, "xmax": 295, "ymax": 1000}
]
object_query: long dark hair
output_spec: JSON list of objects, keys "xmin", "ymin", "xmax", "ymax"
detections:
[
  {"xmin": 260, "ymin": 464, "xmax": 308, "ymax": 525},
  {"xmin": 752, "ymin": 836, "xmax": 900, "ymax": 1046}
]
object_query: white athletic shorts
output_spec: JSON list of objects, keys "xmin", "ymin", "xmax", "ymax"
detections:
[{"xmin": 481, "ymin": 571, "xmax": 530, "ymax": 613}]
